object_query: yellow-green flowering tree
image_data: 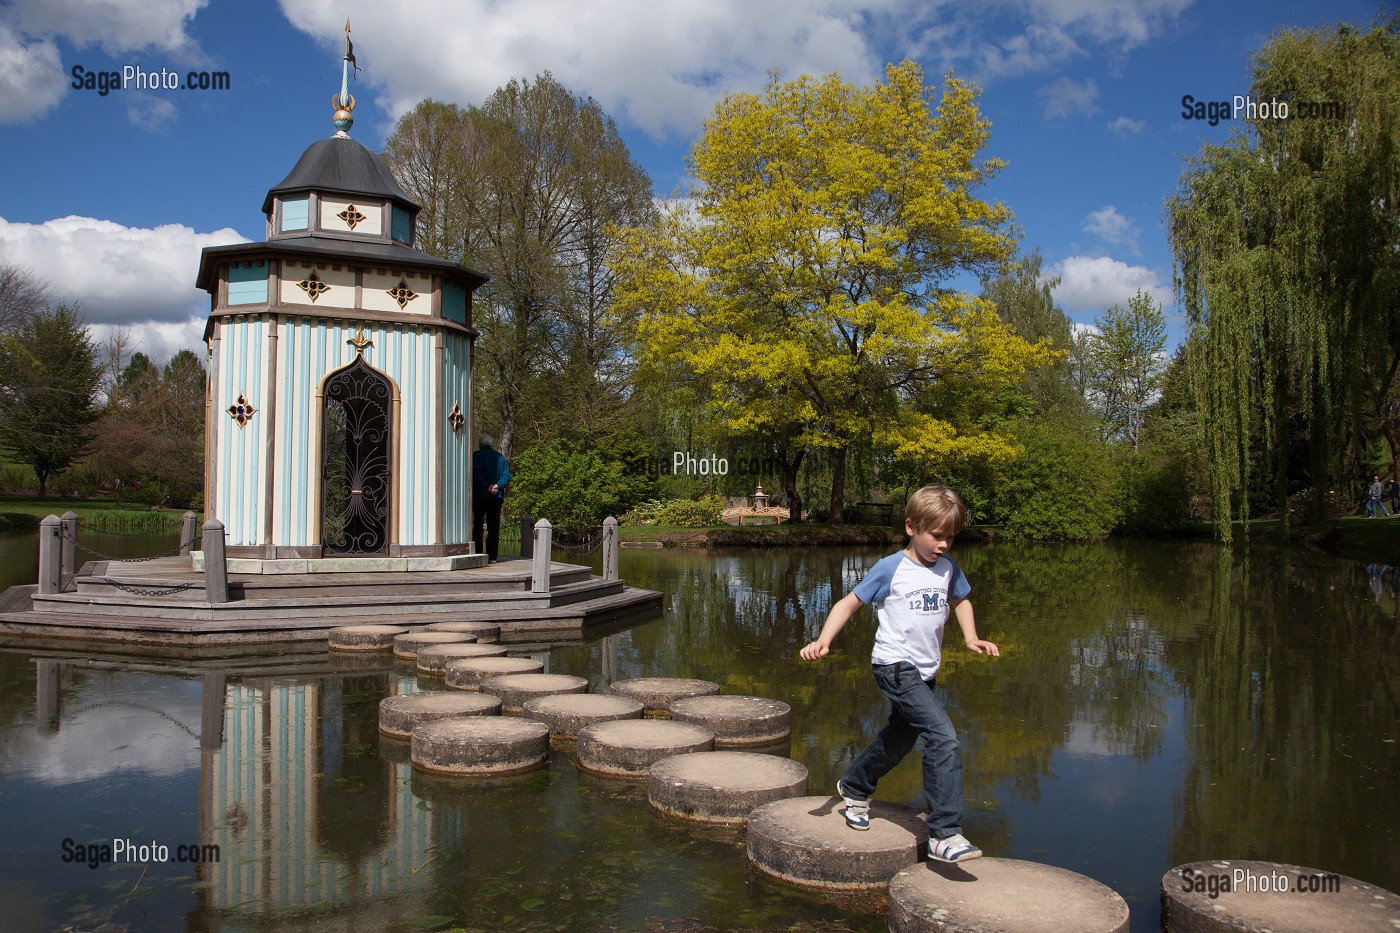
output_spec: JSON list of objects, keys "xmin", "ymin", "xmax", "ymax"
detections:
[{"xmin": 615, "ymin": 61, "xmax": 1054, "ymax": 521}]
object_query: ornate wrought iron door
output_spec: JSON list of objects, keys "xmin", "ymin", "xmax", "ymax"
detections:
[{"xmin": 321, "ymin": 357, "xmax": 391, "ymax": 555}]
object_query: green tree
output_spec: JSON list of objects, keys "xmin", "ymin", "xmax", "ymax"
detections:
[
  {"xmin": 980, "ymin": 249, "xmax": 1082, "ymax": 419},
  {"xmin": 0, "ymin": 304, "xmax": 101, "ymax": 496},
  {"xmin": 1166, "ymin": 17, "xmax": 1400, "ymax": 535},
  {"xmin": 616, "ymin": 61, "xmax": 1050, "ymax": 522},
  {"xmin": 384, "ymin": 76, "xmax": 656, "ymax": 457},
  {"xmin": 1085, "ymin": 290, "xmax": 1168, "ymax": 451}
]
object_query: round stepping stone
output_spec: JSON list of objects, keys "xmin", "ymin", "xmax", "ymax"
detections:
[
  {"xmin": 328, "ymin": 624, "xmax": 409, "ymax": 651},
  {"xmin": 425, "ymin": 620, "xmax": 502, "ymax": 642},
  {"xmin": 378, "ymin": 692, "xmax": 502, "ymax": 738},
  {"xmin": 443, "ymin": 656, "xmax": 545, "ymax": 690},
  {"xmin": 392, "ymin": 631, "xmax": 475, "ymax": 659},
  {"xmin": 748, "ymin": 796, "xmax": 927, "ymax": 890},
  {"xmin": 608, "ymin": 677, "xmax": 720, "ymax": 715},
  {"xmin": 1161, "ymin": 861, "xmax": 1400, "ymax": 933},
  {"xmin": 411, "ymin": 717, "xmax": 550, "ymax": 776},
  {"xmin": 648, "ymin": 751, "xmax": 807, "ymax": 825},
  {"xmin": 575, "ymin": 719, "xmax": 715, "ymax": 778},
  {"xmin": 890, "ymin": 858, "xmax": 1130, "ymax": 932},
  {"xmin": 669, "ymin": 695, "xmax": 791, "ymax": 746},
  {"xmin": 416, "ymin": 642, "xmax": 509, "ymax": 674},
  {"xmin": 522, "ymin": 694, "xmax": 644, "ymax": 739},
  {"xmin": 480, "ymin": 673, "xmax": 589, "ymax": 713}
]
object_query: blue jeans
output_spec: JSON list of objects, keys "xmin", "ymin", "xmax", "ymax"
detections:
[{"xmin": 841, "ymin": 661, "xmax": 964, "ymax": 839}]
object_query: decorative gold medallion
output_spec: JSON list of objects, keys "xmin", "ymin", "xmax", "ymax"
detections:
[
  {"xmin": 388, "ymin": 278, "xmax": 418, "ymax": 309},
  {"xmin": 297, "ymin": 271, "xmax": 329, "ymax": 302},
  {"xmin": 337, "ymin": 204, "xmax": 367, "ymax": 230},
  {"xmin": 448, "ymin": 401, "xmax": 465, "ymax": 434},
  {"xmin": 227, "ymin": 394, "xmax": 257, "ymax": 427}
]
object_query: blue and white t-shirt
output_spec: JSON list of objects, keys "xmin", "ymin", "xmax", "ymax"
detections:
[{"xmin": 852, "ymin": 551, "xmax": 971, "ymax": 681}]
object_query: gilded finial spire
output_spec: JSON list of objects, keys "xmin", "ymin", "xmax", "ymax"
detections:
[{"xmin": 332, "ymin": 18, "xmax": 356, "ymax": 137}]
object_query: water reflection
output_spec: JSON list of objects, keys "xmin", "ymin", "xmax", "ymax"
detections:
[{"xmin": 0, "ymin": 539, "xmax": 1394, "ymax": 932}]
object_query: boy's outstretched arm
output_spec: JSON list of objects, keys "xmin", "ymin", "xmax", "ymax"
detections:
[
  {"xmin": 952, "ymin": 598, "xmax": 1000, "ymax": 656},
  {"xmin": 800, "ymin": 592, "xmax": 864, "ymax": 661}
]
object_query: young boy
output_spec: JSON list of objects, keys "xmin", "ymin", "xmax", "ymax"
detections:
[{"xmin": 799, "ymin": 485, "xmax": 999, "ymax": 863}]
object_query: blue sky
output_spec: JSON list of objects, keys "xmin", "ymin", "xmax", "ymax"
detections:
[{"xmin": 0, "ymin": 0, "xmax": 1381, "ymax": 362}]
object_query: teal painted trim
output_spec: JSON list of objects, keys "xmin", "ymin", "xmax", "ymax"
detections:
[
  {"xmin": 227, "ymin": 264, "xmax": 268, "ymax": 306},
  {"xmin": 391, "ymin": 206, "xmax": 410, "ymax": 244},
  {"xmin": 441, "ymin": 282, "xmax": 467, "ymax": 325},
  {"xmin": 281, "ymin": 197, "xmax": 308, "ymax": 231}
]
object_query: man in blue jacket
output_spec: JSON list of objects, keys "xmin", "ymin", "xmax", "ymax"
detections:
[{"xmin": 472, "ymin": 435, "xmax": 511, "ymax": 562}]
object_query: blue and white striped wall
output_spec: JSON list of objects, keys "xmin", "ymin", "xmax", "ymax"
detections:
[{"xmin": 209, "ymin": 313, "xmax": 471, "ymax": 551}]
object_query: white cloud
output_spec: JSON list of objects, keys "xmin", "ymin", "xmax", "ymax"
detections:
[
  {"xmin": 0, "ymin": 24, "xmax": 66, "ymax": 122},
  {"xmin": 1023, "ymin": 0, "xmax": 1192, "ymax": 49},
  {"xmin": 973, "ymin": 22, "xmax": 1082, "ymax": 79},
  {"xmin": 1106, "ymin": 115, "xmax": 1144, "ymax": 136},
  {"xmin": 8, "ymin": 0, "xmax": 207, "ymax": 58},
  {"xmin": 280, "ymin": 0, "xmax": 888, "ymax": 138},
  {"xmin": 1049, "ymin": 254, "xmax": 1168, "ymax": 314},
  {"xmin": 1038, "ymin": 75, "xmax": 1096, "ymax": 119},
  {"xmin": 0, "ymin": 0, "xmax": 208, "ymax": 124},
  {"xmin": 277, "ymin": 0, "xmax": 1192, "ymax": 139},
  {"xmin": 127, "ymin": 95, "xmax": 177, "ymax": 131},
  {"xmin": 1082, "ymin": 205, "xmax": 1139, "ymax": 254},
  {"xmin": 0, "ymin": 215, "xmax": 244, "ymax": 360}
]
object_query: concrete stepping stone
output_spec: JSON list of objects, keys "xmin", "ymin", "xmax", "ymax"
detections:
[
  {"xmin": 416, "ymin": 643, "xmax": 509, "ymax": 674},
  {"xmin": 522, "ymin": 694, "xmax": 645, "ymax": 739},
  {"xmin": 443, "ymin": 656, "xmax": 545, "ymax": 691},
  {"xmin": 378, "ymin": 692, "xmax": 502, "ymax": 738},
  {"xmin": 328, "ymin": 624, "xmax": 409, "ymax": 651},
  {"xmin": 425, "ymin": 620, "xmax": 502, "ymax": 642},
  {"xmin": 1161, "ymin": 861, "xmax": 1400, "ymax": 933},
  {"xmin": 669, "ymin": 695, "xmax": 791, "ymax": 746},
  {"xmin": 747, "ymin": 795, "xmax": 927, "ymax": 891},
  {"xmin": 608, "ymin": 677, "xmax": 720, "ymax": 715},
  {"xmin": 575, "ymin": 719, "xmax": 715, "ymax": 778},
  {"xmin": 890, "ymin": 858, "xmax": 1130, "ymax": 932},
  {"xmin": 649, "ymin": 751, "xmax": 808, "ymax": 825},
  {"xmin": 410, "ymin": 717, "xmax": 550, "ymax": 776},
  {"xmin": 392, "ymin": 631, "xmax": 475, "ymax": 659},
  {"xmin": 480, "ymin": 673, "xmax": 589, "ymax": 713}
]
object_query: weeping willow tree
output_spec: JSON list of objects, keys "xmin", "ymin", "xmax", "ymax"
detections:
[{"xmin": 1167, "ymin": 17, "xmax": 1399, "ymax": 541}]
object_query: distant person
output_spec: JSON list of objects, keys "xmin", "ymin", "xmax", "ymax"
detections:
[
  {"xmin": 472, "ymin": 435, "xmax": 511, "ymax": 562},
  {"xmin": 1386, "ymin": 477, "xmax": 1400, "ymax": 515},
  {"xmin": 1366, "ymin": 476, "xmax": 1389, "ymax": 517},
  {"xmin": 799, "ymin": 484, "xmax": 1000, "ymax": 863}
]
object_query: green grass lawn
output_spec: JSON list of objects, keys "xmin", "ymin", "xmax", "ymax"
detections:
[{"xmin": 0, "ymin": 495, "xmax": 193, "ymax": 532}]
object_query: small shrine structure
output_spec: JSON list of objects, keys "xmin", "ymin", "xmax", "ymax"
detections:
[{"xmin": 195, "ymin": 30, "xmax": 488, "ymax": 563}]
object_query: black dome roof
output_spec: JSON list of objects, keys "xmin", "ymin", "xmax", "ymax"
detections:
[{"xmin": 261, "ymin": 136, "xmax": 420, "ymax": 215}]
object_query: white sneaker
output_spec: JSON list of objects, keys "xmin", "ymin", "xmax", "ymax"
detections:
[
  {"xmin": 835, "ymin": 780, "xmax": 870, "ymax": 831},
  {"xmin": 929, "ymin": 833, "xmax": 982, "ymax": 863}
]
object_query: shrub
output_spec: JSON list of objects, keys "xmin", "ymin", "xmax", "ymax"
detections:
[
  {"xmin": 653, "ymin": 495, "xmax": 724, "ymax": 527},
  {"xmin": 999, "ymin": 421, "xmax": 1121, "ymax": 541}
]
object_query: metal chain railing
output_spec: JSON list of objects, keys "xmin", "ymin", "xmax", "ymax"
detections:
[
  {"xmin": 55, "ymin": 522, "xmax": 197, "ymax": 594},
  {"xmin": 59, "ymin": 526, "xmax": 189, "ymax": 564},
  {"xmin": 551, "ymin": 526, "xmax": 604, "ymax": 557},
  {"xmin": 102, "ymin": 579, "xmax": 202, "ymax": 597}
]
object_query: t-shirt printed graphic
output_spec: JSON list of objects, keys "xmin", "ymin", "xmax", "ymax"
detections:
[{"xmin": 852, "ymin": 552, "xmax": 971, "ymax": 681}]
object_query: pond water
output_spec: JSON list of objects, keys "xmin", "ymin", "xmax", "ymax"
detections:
[{"xmin": 0, "ymin": 534, "xmax": 1396, "ymax": 932}]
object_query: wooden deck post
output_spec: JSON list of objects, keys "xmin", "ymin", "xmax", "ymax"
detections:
[
  {"xmin": 203, "ymin": 519, "xmax": 228, "ymax": 604},
  {"xmin": 60, "ymin": 511, "xmax": 77, "ymax": 587},
  {"xmin": 37, "ymin": 515, "xmax": 62, "ymax": 595},
  {"xmin": 181, "ymin": 511, "xmax": 199, "ymax": 556},
  {"xmin": 602, "ymin": 516, "xmax": 619, "ymax": 581},
  {"xmin": 532, "ymin": 518, "xmax": 552, "ymax": 594}
]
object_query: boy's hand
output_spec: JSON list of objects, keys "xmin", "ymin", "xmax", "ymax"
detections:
[
  {"xmin": 966, "ymin": 639, "xmax": 1000, "ymax": 657},
  {"xmin": 799, "ymin": 641, "xmax": 829, "ymax": 661}
]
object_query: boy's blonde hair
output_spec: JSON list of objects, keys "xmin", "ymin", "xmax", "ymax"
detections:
[{"xmin": 905, "ymin": 485, "xmax": 969, "ymax": 533}]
